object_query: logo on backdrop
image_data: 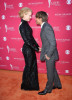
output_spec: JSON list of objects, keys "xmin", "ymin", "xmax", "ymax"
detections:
[
  {"xmin": 48, "ymin": 0, "xmax": 60, "ymax": 8},
  {"xmin": 6, "ymin": 56, "xmax": 10, "ymax": 60},
  {"xmin": 10, "ymin": 64, "xmax": 13, "ymax": 70},
  {"xmin": 4, "ymin": 2, "xmax": 14, "ymax": 10},
  {"xmin": 66, "ymin": 0, "xmax": 71, "ymax": 5},
  {"xmin": 65, "ymin": 70, "xmax": 69, "ymax": 73},
  {"xmin": 58, "ymin": 61, "xmax": 70, "ymax": 64},
  {"xmin": 14, "ymin": 58, "xmax": 24, "ymax": 61},
  {"xmin": 10, "ymin": 15, "xmax": 19, "ymax": 18},
  {"xmin": 5, "ymin": 24, "xmax": 15, "ymax": 32},
  {"xmin": 66, "ymin": 25, "xmax": 71, "ymax": 30},
  {"xmin": 2, "ymin": 15, "xmax": 5, "ymax": 20},
  {"xmin": 5, "ymin": 24, "xmax": 7, "ymax": 32},
  {"xmin": 18, "ymin": 3, "xmax": 23, "ymax": 7},
  {"xmin": 4, "ymin": 2, "xmax": 7, "ymax": 10},
  {"xmin": 55, "ymin": 13, "xmax": 71, "ymax": 17},
  {"xmin": 48, "ymin": 0, "xmax": 51, "ymax": 7},
  {"xmin": 10, "ymin": 64, "xmax": 19, "ymax": 70},
  {"xmin": 53, "ymin": 26, "xmax": 60, "ymax": 31},
  {"xmin": 65, "ymin": 50, "xmax": 70, "ymax": 55},
  {"xmin": 3, "ymin": 37, "xmax": 7, "ymax": 41},
  {"xmin": 7, "ymin": 46, "xmax": 9, "ymax": 53},
  {"xmin": 21, "ymin": 48, "xmax": 22, "ymax": 52},
  {"xmin": 7, "ymin": 45, "xmax": 17, "ymax": 53},
  {"xmin": 56, "ymin": 39, "xmax": 70, "ymax": 42},
  {"xmin": 28, "ymin": 2, "xmax": 43, "ymax": 5},
  {"xmin": 11, "ymin": 37, "xmax": 22, "ymax": 40}
]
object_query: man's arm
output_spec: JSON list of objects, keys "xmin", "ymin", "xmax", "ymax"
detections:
[{"xmin": 44, "ymin": 26, "xmax": 56, "ymax": 59}]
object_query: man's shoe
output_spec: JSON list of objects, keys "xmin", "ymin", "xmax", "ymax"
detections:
[
  {"xmin": 53, "ymin": 86, "xmax": 62, "ymax": 89},
  {"xmin": 38, "ymin": 90, "xmax": 51, "ymax": 95}
]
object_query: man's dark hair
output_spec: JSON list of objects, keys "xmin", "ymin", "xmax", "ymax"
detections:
[{"xmin": 36, "ymin": 11, "xmax": 48, "ymax": 22}]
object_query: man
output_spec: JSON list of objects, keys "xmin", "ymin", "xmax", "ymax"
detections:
[{"xmin": 35, "ymin": 11, "xmax": 62, "ymax": 95}]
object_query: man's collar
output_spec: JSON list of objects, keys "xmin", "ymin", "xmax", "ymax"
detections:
[{"xmin": 41, "ymin": 22, "xmax": 45, "ymax": 28}]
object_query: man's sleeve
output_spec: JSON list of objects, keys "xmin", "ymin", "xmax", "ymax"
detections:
[{"xmin": 44, "ymin": 26, "xmax": 56, "ymax": 58}]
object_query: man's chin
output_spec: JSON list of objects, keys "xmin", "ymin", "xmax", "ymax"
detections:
[{"xmin": 36, "ymin": 22, "xmax": 39, "ymax": 25}]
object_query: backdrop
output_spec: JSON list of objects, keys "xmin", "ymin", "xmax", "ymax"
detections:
[{"xmin": 0, "ymin": 0, "xmax": 72, "ymax": 75}]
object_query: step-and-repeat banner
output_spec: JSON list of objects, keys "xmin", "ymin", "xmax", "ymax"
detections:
[{"xmin": 0, "ymin": 0, "xmax": 72, "ymax": 75}]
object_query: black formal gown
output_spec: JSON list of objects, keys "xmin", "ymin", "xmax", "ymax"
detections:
[{"xmin": 19, "ymin": 19, "xmax": 39, "ymax": 90}]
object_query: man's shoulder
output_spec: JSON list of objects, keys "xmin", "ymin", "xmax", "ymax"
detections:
[{"xmin": 44, "ymin": 22, "xmax": 53, "ymax": 30}]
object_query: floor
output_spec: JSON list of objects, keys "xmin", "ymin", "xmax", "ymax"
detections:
[{"xmin": 0, "ymin": 70, "xmax": 72, "ymax": 100}]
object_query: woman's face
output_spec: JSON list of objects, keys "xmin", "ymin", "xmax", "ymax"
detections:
[{"xmin": 23, "ymin": 11, "xmax": 32, "ymax": 21}]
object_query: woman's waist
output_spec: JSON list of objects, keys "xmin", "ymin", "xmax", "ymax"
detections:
[{"xmin": 22, "ymin": 43, "xmax": 32, "ymax": 48}]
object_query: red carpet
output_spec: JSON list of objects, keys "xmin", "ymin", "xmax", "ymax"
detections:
[{"xmin": 0, "ymin": 70, "xmax": 72, "ymax": 100}]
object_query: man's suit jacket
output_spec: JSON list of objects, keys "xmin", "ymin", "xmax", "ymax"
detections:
[{"xmin": 40, "ymin": 22, "xmax": 59, "ymax": 61}]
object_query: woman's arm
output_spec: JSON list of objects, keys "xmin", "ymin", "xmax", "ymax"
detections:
[{"xmin": 19, "ymin": 24, "xmax": 39, "ymax": 51}]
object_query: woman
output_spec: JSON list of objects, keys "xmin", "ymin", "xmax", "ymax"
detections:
[{"xmin": 19, "ymin": 7, "xmax": 39, "ymax": 90}]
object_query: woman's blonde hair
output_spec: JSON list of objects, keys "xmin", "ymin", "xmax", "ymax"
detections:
[{"xmin": 19, "ymin": 7, "xmax": 32, "ymax": 18}]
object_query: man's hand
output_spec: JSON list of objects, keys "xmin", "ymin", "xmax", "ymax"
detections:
[
  {"xmin": 38, "ymin": 47, "xmax": 41, "ymax": 52},
  {"xmin": 45, "ymin": 54, "xmax": 50, "ymax": 60}
]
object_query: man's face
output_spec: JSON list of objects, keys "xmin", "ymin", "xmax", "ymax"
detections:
[{"xmin": 35, "ymin": 18, "xmax": 42, "ymax": 25}]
